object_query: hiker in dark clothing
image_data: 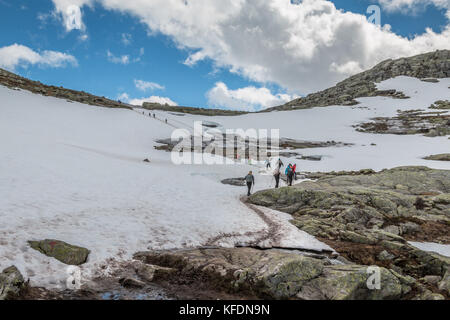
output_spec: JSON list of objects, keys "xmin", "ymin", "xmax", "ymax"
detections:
[
  {"xmin": 276, "ymin": 158, "xmax": 284, "ymax": 169},
  {"xmin": 245, "ymin": 171, "xmax": 255, "ymax": 196},
  {"xmin": 273, "ymin": 158, "xmax": 284, "ymax": 188},
  {"xmin": 265, "ymin": 158, "xmax": 271, "ymax": 169},
  {"xmin": 273, "ymin": 164, "xmax": 281, "ymax": 188}
]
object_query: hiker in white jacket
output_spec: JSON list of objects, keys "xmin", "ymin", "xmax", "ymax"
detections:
[{"xmin": 273, "ymin": 158, "xmax": 284, "ymax": 188}]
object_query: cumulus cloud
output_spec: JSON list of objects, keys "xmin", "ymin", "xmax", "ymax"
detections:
[
  {"xmin": 51, "ymin": 0, "xmax": 91, "ymax": 31},
  {"xmin": 206, "ymin": 82, "xmax": 298, "ymax": 111},
  {"xmin": 52, "ymin": 0, "xmax": 450, "ymax": 94},
  {"xmin": 0, "ymin": 43, "xmax": 78, "ymax": 71},
  {"xmin": 118, "ymin": 92, "xmax": 177, "ymax": 106},
  {"xmin": 134, "ymin": 79, "xmax": 165, "ymax": 91}
]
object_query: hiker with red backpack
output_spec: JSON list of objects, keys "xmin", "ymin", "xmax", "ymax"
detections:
[
  {"xmin": 285, "ymin": 164, "xmax": 294, "ymax": 186},
  {"xmin": 292, "ymin": 163, "xmax": 297, "ymax": 181}
]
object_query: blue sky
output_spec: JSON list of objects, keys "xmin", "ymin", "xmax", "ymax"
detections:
[{"xmin": 0, "ymin": 0, "xmax": 449, "ymax": 110}]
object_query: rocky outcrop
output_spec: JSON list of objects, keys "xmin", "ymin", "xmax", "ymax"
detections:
[
  {"xmin": 248, "ymin": 167, "xmax": 450, "ymax": 289},
  {"xmin": 221, "ymin": 178, "xmax": 246, "ymax": 186},
  {"xmin": 134, "ymin": 247, "xmax": 409, "ymax": 300},
  {"xmin": 28, "ymin": 239, "xmax": 90, "ymax": 265},
  {"xmin": 266, "ymin": 50, "xmax": 450, "ymax": 112},
  {"xmin": 430, "ymin": 100, "xmax": 450, "ymax": 110},
  {"xmin": 424, "ymin": 154, "xmax": 450, "ymax": 161},
  {"xmin": 143, "ymin": 102, "xmax": 247, "ymax": 116},
  {"xmin": 354, "ymin": 109, "xmax": 450, "ymax": 137},
  {"xmin": 0, "ymin": 266, "xmax": 26, "ymax": 300},
  {"xmin": 439, "ymin": 270, "xmax": 450, "ymax": 295},
  {"xmin": 0, "ymin": 68, "xmax": 132, "ymax": 110}
]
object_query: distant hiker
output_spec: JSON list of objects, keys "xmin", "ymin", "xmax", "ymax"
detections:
[
  {"xmin": 292, "ymin": 163, "xmax": 297, "ymax": 181},
  {"xmin": 273, "ymin": 164, "xmax": 281, "ymax": 188},
  {"xmin": 153, "ymin": 113, "xmax": 156, "ymax": 118},
  {"xmin": 149, "ymin": 112, "xmax": 151, "ymax": 117},
  {"xmin": 285, "ymin": 164, "xmax": 294, "ymax": 186},
  {"xmin": 265, "ymin": 158, "xmax": 271, "ymax": 169},
  {"xmin": 276, "ymin": 158, "xmax": 284, "ymax": 169},
  {"xmin": 245, "ymin": 171, "xmax": 255, "ymax": 196},
  {"xmin": 273, "ymin": 158, "xmax": 284, "ymax": 188},
  {"xmin": 165, "ymin": 119, "xmax": 168, "ymax": 124}
]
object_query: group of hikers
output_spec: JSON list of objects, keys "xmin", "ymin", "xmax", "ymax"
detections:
[
  {"xmin": 245, "ymin": 158, "xmax": 298, "ymax": 196},
  {"xmin": 141, "ymin": 111, "xmax": 166, "ymax": 122}
]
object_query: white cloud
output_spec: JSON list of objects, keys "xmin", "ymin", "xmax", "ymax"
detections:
[
  {"xmin": 51, "ymin": 0, "xmax": 91, "ymax": 31},
  {"xmin": 330, "ymin": 61, "xmax": 364, "ymax": 76},
  {"xmin": 107, "ymin": 50, "xmax": 130, "ymax": 65},
  {"xmin": 52, "ymin": 0, "xmax": 450, "ymax": 94},
  {"xmin": 206, "ymin": 82, "xmax": 298, "ymax": 111},
  {"xmin": 118, "ymin": 92, "xmax": 177, "ymax": 106},
  {"xmin": 78, "ymin": 34, "xmax": 89, "ymax": 42},
  {"xmin": 0, "ymin": 43, "xmax": 78, "ymax": 71},
  {"xmin": 134, "ymin": 79, "xmax": 165, "ymax": 91}
]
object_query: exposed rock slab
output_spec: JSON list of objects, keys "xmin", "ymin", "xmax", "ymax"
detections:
[
  {"xmin": 248, "ymin": 167, "xmax": 450, "ymax": 284},
  {"xmin": 134, "ymin": 247, "xmax": 409, "ymax": 300},
  {"xmin": 221, "ymin": 178, "xmax": 246, "ymax": 186},
  {"xmin": 424, "ymin": 154, "xmax": 450, "ymax": 161},
  {"xmin": 28, "ymin": 239, "xmax": 90, "ymax": 265},
  {"xmin": 354, "ymin": 109, "xmax": 450, "ymax": 136},
  {"xmin": 0, "ymin": 266, "xmax": 26, "ymax": 300}
]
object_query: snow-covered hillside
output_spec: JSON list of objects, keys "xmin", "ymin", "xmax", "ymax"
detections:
[{"xmin": 0, "ymin": 75, "xmax": 449, "ymax": 289}]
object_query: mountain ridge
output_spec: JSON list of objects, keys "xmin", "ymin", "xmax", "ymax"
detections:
[
  {"xmin": 1, "ymin": 49, "xmax": 449, "ymax": 114},
  {"xmin": 265, "ymin": 50, "xmax": 450, "ymax": 112}
]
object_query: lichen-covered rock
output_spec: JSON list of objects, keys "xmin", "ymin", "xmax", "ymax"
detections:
[
  {"xmin": 28, "ymin": 239, "xmax": 90, "ymax": 265},
  {"xmin": 424, "ymin": 153, "xmax": 450, "ymax": 161},
  {"xmin": 296, "ymin": 265, "xmax": 403, "ymax": 300},
  {"xmin": 0, "ymin": 266, "xmax": 25, "ymax": 300},
  {"xmin": 248, "ymin": 166, "xmax": 450, "ymax": 282},
  {"xmin": 378, "ymin": 250, "xmax": 395, "ymax": 261},
  {"xmin": 136, "ymin": 247, "xmax": 324, "ymax": 299},
  {"xmin": 413, "ymin": 290, "xmax": 445, "ymax": 300},
  {"xmin": 221, "ymin": 178, "xmax": 246, "ymax": 186},
  {"xmin": 429, "ymin": 100, "xmax": 450, "ymax": 110},
  {"xmin": 410, "ymin": 249, "xmax": 450, "ymax": 277},
  {"xmin": 135, "ymin": 263, "xmax": 176, "ymax": 282},
  {"xmin": 134, "ymin": 247, "xmax": 411, "ymax": 300},
  {"xmin": 438, "ymin": 270, "xmax": 450, "ymax": 294}
]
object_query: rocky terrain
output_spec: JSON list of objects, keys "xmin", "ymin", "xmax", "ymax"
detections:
[
  {"xmin": 142, "ymin": 102, "xmax": 247, "ymax": 116},
  {"xmin": 247, "ymin": 166, "xmax": 450, "ymax": 299},
  {"xmin": 0, "ymin": 68, "xmax": 132, "ymax": 110},
  {"xmin": 424, "ymin": 154, "xmax": 450, "ymax": 161},
  {"xmin": 354, "ymin": 109, "xmax": 450, "ymax": 136},
  {"xmin": 154, "ymin": 136, "xmax": 352, "ymax": 161},
  {"xmin": 266, "ymin": 50, "xmax": 450, "ymax": 112},
  {"xmin": 430, "ymin": 100, "xmax": 450, "ymax": 110},
  {"xmin": 3, "ymin": 166, "xmax": 449, "ymax": 300}
]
